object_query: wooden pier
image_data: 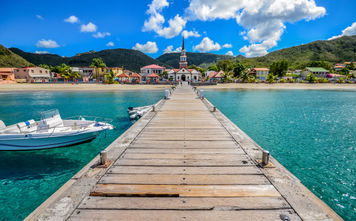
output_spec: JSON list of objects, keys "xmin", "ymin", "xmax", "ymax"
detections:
[{"xmin": 26, "ymin": 85, "xmax": 342, "ymax": 221}]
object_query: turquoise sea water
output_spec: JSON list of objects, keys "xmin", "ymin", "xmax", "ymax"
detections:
[
  {"xmin": 0, "ymin": 90, "xmax": 164, "ymax": 221},
  {"xmin": 205, "ymin": 89, "xmax": 356, "ymax": 220}
]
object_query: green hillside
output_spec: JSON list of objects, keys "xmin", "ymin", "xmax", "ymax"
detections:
[
  {"xmin": 241, "ymin": 35, "xmax": 356, "ymax": 69},
  {"xmin": 9, "ymin": 48, "xmax": 170, "ymax": 72},
  {"xmin": 0, "ymin": 45, "xmax": 32, "ymax": 67},
  {"xmin": 157, "ymin": 52, "xmax": 235, "ymax": 68}
]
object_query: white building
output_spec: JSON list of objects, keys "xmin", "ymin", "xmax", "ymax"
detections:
[
  {"xmin": 70, "ymin": 67, "xmax": 94, "ymax": 82},
  {"xmin": 140, "ymin": 64, "xmax": 165, "ymax": 80},
  {"xmin": 167, "ymin": 38, "xmax": 201, "ymax": 82}
]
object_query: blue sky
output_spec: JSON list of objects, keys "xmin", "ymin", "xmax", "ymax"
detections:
[{"xmin": 0, "ymin": 0, "xmax": 355, "ymax": 58}]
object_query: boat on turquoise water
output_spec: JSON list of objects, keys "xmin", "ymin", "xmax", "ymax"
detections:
[
  {"xmin": 127, "ymin": 105, "xmax": 153, "ymax": 119},
  {"xmin": 0, "ymin": 109, "xmax": 113, "ymax": 150}
]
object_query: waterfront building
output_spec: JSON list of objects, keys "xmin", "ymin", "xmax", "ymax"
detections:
[
  {"xmin": 250, "ymin": 68, "xmax": 270, "ymax": 80},
  {"xmin": 302, "ymin": 67, "xmax": 329, "ymax": 78},
  {"xmin": 167, "ymin": 38, "xmax": 201, "ymax": 82},
  {"xmin": 15, "ymin": 67, "xmax": 50, "ymax": 82},
  {"xmin": 70, "ymin": 67, "xmax": 94, "ymax": 82},
  {"xmin": 0, "ymin": 68, "xmax": 16, "ymax": 84},
  {"xmin": 208, "ymin": 70, "xmax": 224, "ymax": 82},
  {"xmin": 140, "ymin": 64, "xmax": 165, "ymax": 81}
]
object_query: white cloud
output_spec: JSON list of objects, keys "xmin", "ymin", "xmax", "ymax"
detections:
[
  {"xmin": 226, "ymin": 51, "xmax": 234, "ymax": 56},
  {"xmin": 329, "ymin": 22, "xmax": 356, "ymax": 40},
  {"xmin": 106, "ymin": 41, "xmax": 114, "ymax": 47},
  {"xmin": 36, "ymin": 15, "xmax": 44, "ymax": 20},
  {"xmin": 64, "ymin": 15, "xmax": 79, "ymax": 23},
  {"xmin": 36, "ymin": 39, "xmax": 60, "ymax": 48},
  {"xmin": 93, "ymin": 32, "xmax": 111, "ymax": 38},
  {"xmin": 184, "ymin": 0, "xmax": 326, "ymax": 57},
  {"xmin": 223, "ymin": 43, "xmax": 232, "ymax": 48},
  {"xmin": 164, "ymin": 45, "xmax": 182, "ymax": 54},
  {"xmin": 133, "ymin": 41, "xmax": 158, "ymax": 54},
  {"xmin": 143, "ymin": 0, "xmax": 186, "ymax": 38},
  {"xmin": 80, "ymin": 22, "xmax": 97, "ymax": 32},
  {"xmin": 193, "ymin": 37, "xmax": 221, "ymax": 52},
  {"xmin": 182, "ymin": 30, "xmax": 201, "ymax": 38},
  {"xmin": 35, "ymin": 51, "xmax": 49, "ymax": 54}
]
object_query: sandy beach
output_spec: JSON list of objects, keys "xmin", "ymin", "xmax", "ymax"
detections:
[
  {"xmin": 197, "ymin": 83, "xmax": 356, "ymax": 91},
  {"xmin": 1, "ymin": 83, "xmax": 356, "ymax": 92}
]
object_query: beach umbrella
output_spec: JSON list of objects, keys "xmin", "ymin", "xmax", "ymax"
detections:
[
  {"xmin": 117, "ymin": 73, "xmax": 130, "ymax": 78},
  {"xmin": 130, "ymin": 72, "xmax": 142, "ymax": 79}
]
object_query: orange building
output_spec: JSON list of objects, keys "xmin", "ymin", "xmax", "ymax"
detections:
[{"xmin": 0, "ymin": 68, "xmax": 16, "ymax": 84}]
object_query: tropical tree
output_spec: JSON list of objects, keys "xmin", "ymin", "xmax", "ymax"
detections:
[
  {"xmin": 305, "ymin": 73, "xmax": 317, "ymax": 83},
  {"xmin": 160, "ymin": 70, "xmax": 168, "ymax": 79},
  {"xmin": 217, "ymin": 60, "xmax": 235, "ymax": 73},
  {"xmin": 270, "ymin": 60, "xmax": 289, "ymax": 77},
  {"xmin": 90, "ymin": 58, "xmax": 106, "ymax": 67},
  {"xmin": 233, "ymin": 63, "xmax": 246, "ymax": 78},
  {"xmin": 105, "ymin": 70, "xmax": 115, "ymax": 84},
  {"xmin": 70, "ymin": 71, "xmax": 81, "ymax": 80},
  {"xmin": 240, "ymin": 71, "xmax": 250, "ymax": 83},
  {"xmin": 38, "ymin": 64, "xmax": 54, "ymax": 71},
  {"xmin": 208, "ymin": 64, "xmax": 218, "ymax": 71},
  {"xmin": 266, "ymin": 73, "xmax": 277, "ymax": 83},
  {"xmin": 54, "ymin": 63, "xmax": 72, "ymax": 79}
]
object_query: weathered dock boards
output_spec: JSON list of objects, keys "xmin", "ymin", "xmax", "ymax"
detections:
[{"xmin": 26, "ymin": 85, "xmax": 342, "ymax": 221}]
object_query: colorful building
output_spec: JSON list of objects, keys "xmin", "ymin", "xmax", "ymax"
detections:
[
  {"xmin": 302, "ymin": 67, "xmax": 329, "ymax": 78},
  {"xmin": 15, "ymin": 67, "xmax": 50, "ymax": 82},
  {"xmin": 140, "ymin": 64, "xmax": 165, "ymax": 81},
  {"xmin": 250, "ymin": 68, "xmax": 270, "ymax": 80},
  {"xmin": 0, "ymin": 68, "xmax": 16, "ymax": 84}
]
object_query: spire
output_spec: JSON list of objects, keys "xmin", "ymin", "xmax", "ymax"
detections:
[{"xmin": 182, "ymin": 37, "xmax": 185, "ymax": 50}]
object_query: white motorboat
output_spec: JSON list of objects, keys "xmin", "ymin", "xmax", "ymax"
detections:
[
  {"xmin": 0, "ymin": 109, "xmax": 113, "ymax": 151},
  {"xmin": 127, "ymin": 105, "xmax": 152, "ymax": 120}
]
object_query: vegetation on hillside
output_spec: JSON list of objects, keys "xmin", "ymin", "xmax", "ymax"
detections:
[
  {"xmin": 9, "ymin": 48, "xmax": 170, "ymax": 72},
  {"xmin": 0, "ymin": 44, "xmax": 33, "ymax": 67}
]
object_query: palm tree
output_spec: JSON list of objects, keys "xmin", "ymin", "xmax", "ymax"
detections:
[{"xmin": 105, "ymin": 70, "xmax": 115, "ymax": 84}]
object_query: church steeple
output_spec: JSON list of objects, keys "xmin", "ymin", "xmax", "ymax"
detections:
[{"xmin": 179, "ymin": 37, "xmax": 187, "ymax": 69}]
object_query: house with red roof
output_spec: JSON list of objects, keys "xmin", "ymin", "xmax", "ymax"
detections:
[{"xmin": 140, "ymin": 64, "xmax": 165, "ymax": 81}]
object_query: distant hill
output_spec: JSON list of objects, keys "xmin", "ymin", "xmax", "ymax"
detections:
[
  {"xmin": 157, "ymin": 52, "xmax": 235, "ymax": 68},
  {"xmin": 9, "ymin": 48, "xmax": 170, "ymax": 72},
  {"xmin": 0, "ymin": 45, "xmax": 32, "ymax": 67},
  {"xmin": 241, "ymin": 35, "xmax": 356, "ymax": 69}
]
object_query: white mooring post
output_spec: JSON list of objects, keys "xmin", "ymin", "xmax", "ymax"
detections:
[
  {"xmin": 262, "ymin": 150, "xmax": 270, "ymax": 166},
  {"xmin": 199, "ymin": 90, "xmax": 204, "ymax": 99},
  {"xmin": 165, "ymin": 90, "xmax": 170, "ymax": 99},
  {"xmin": 100, "ymin": 150, "xmax": 108, "ymax": 165},
  {"xmin": 152, "ymin": 105, "xmax": 155, "ymax": 112}
]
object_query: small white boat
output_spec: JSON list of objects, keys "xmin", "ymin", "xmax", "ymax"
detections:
[
  {"xmin": 127, "ymin": 105, "xmax": 152, "ymax": 120},
  {"xmin": 0, "ymin": 109, "xmax": 113, "ymax": 151}
]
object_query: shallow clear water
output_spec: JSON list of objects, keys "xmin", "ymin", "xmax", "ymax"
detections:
[
  {"xmin": 205, "ymin": 89, "xmax": 356, "ymax": 220},
  {"xmin": 0, "ymin": 90, "xmax": 163, "ymax": 221}
]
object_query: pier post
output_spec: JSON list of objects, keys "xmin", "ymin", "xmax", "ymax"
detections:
[
  {"xmin": 199, "ymin": 90, "xmax": 204, "ymax": 99},
  {"xmin": 152, "ymin": 105, "xmax": 155, "ymax": 112},
  {"xmin": 100, "ymin": 150, "xmax": 108, "ymax": 165},
  {"xmin": 212, "ymin": 106, "xmax": 216, "ymax": 112},
  {"xmin": 165, "ymin": 90, "xmax": 170, "ymax": 99},
  {"xmin": 262, "ymin": 150, "xmax": 270, "ymax": 166}
]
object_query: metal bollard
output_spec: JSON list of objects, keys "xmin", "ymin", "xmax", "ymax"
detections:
[
  {"xmin": 100, "ymin": 150, "xmax": 108, "ymax": 165},
  {"xmin": 262, "ymin": 150, "xmax": 270, "ymax": 166},
  {"xmin": 152, "ymin": 105, "xmax": 155, "ymax": 112},
  {"xmin": 213, "ymin": 106, "xmax": 216, "ymax": 112}
]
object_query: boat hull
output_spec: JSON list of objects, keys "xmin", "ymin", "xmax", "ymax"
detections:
[{"xmin": 0, "ymin": 131, "xmax": 99, "ymax": 151}]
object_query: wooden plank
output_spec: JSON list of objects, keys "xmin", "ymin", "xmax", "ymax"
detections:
[
  {"xmin": 98, "ymin": 174, "xmax": 270, "ymax": 185},
  {"xmin": 115, "ymin": 158, "xmax": 254, "ymax": 166},
  {"xmin": 91, "ymin": 184, "xmax": 280, "ymax": 197},
  {"xmin": 69, "ymin": 210, "xmax": 301, "ymax": 221},
  {"xmin": 79, "ymin": 196, "xmax": 290, "ymax": 210},
  {"xmin": 108, "ymin": 166, "xmax": 262, "ymax": 175},
  {"xmin": 125, "ymin": 148, "xmax": 244, "ymax": 154},
  {"xmin": 130, "ymin": 140, "xmax": 240, "ymax": 148},
  {"xmin": 122, "ymin": 153, "xmax": 247, "ymax": 160}
]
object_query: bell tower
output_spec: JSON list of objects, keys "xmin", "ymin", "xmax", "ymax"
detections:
[{"xmin": 179, "ymin": 37, "xmax": 187, "ymax": 69}]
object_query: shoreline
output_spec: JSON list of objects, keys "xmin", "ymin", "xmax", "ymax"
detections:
[
  {"xmin": 1, "ymin": 83, "xmax": 356, "ymax": 92},
  {"xmin": 198, "ymin": 83, "xmax": 356, "ymax": 91}
]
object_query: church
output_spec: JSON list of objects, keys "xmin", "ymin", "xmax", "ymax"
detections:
[{"xmin": 167, "ymin": 38, "xmax": 201, "ymax": 82}]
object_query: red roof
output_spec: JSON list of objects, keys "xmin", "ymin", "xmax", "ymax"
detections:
[
  {"xmin": 254, "ymin": 68, "xmax": 269, "ymax": 71},
  {"xmin": 130, "ymin": 72, "xmax": 141, "ymax": 78},
  {"xmin": 142, "ymin": 64, "xmax": 164, "ymax": 69},
  {"xmin": 147, "ymin": 73, "xmax": 159, "ymax": 78},
  {"xmin": 117, "ymin": 73, "xmax": 130, "ymax": 78},
  {"xmin": 214, "ymin": 72, "xmax": 223, "ymax": 78}
]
